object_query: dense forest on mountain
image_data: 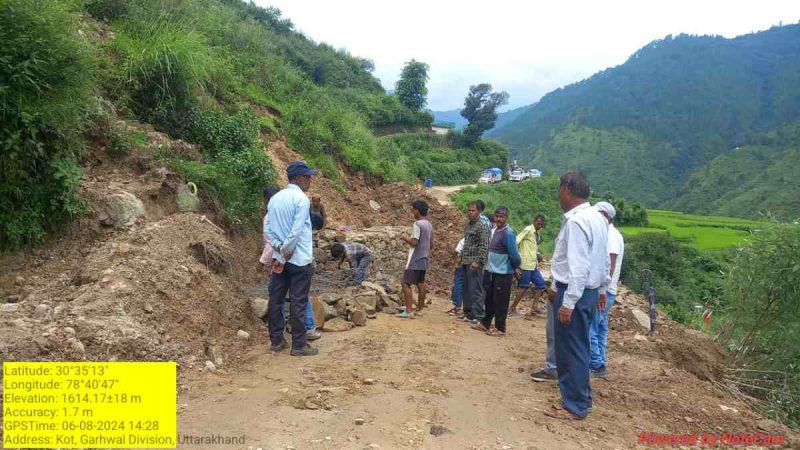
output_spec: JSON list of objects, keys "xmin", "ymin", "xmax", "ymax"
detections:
[{"xmin": 490, "ymin": 25, "xmax": 800, "ymax": 219}]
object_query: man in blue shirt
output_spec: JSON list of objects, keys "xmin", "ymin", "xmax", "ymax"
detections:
[{"xmin": 265, "ymin": 161, "xmax": 319, "ymax": 357}]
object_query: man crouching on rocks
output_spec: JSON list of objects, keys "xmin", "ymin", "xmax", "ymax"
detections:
[{"xmin": 265, "ymin": 161, "xmax": 319, "ymax": 357}]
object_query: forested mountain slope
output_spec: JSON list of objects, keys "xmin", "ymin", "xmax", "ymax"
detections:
[{"xmin": 490, "ymin": 25, "xmax": 800, "ymax": 218}]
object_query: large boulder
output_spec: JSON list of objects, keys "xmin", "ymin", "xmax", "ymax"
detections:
[
  {"xmin": 310, "ymin": 297, "xmax": 326, "ymax": 329},
  {"xmin": 99, "ymin": 191, "xmax": 145, "ymax": 227},
  {"xmin": 323, "ymin": 302, "xmax": 339, "ymax": 320},
  {"xmin": 320, "ymin": 293, "xmax": 344, "ymax": 305},
  {"xmin": 631, "ymin": 309, "xmax": 651, "ymax": 331},
  {"xmin": 354, "ymin": 294, "xmax": 378, "ymax": 314},
  {"xmin": 350, "ymin": 308, "xmax": 367, "ymax": 326}
]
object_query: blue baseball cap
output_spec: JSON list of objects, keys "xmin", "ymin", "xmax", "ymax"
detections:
[{"xmin": 286, "ymin": 161, "xmax": 318, "ymax": 178}]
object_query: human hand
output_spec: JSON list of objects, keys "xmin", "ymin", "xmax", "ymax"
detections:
[
  {"xmin": 558, "ymin": 306, "xmax": 573, "ymax": 324},
  {"xmin": 547, "ymin": 290, "xmax": 556, "ymax": 303},
  {"xmin": 470, "ymin": 261, "xmax": 479, "ymax": 271},
  {"xmin": 514, "ymin": 269, "xmax": 522, "ymax": 280},
  {"xmin": 598, "ymin": 293, "xmax": 607, "ymax": 312}
]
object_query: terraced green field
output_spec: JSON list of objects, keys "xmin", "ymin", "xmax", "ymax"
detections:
[{"xmin": 619, "ymin": 210, "xmax": 766, "ymax": 250}]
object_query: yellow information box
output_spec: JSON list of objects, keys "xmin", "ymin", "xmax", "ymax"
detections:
[{"xmin": 2, "ymin": 362, "xmax": 176, "ymax": 448}]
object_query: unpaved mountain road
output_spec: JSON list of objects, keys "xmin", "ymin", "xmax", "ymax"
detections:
[
  {"xmin": 427, "ymin": 185, "xmax": 475, "ymax": 207},
  {"xmin": 177, "ymin": 289, "xmax": 776, "ymax": 450}
]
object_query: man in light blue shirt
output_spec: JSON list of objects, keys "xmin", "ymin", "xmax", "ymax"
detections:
[{"xmin": 265, "ymin": 161, "xmax": 319, "ymax": 357}]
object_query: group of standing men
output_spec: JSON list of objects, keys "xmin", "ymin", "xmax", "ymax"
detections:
[
  {"xmin": 262, "ymin": 162, "xmax": 624, "ymax": 421},
  {"xmin": 448, "ymin": 171, "xmax": 624, "ymax": 420}
]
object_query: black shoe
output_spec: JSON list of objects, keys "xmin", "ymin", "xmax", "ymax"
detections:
[
  {"xmin": 290, "ymin": 345, "xmax": 319, "ymax": 357},
  {"xmin": 530, "ymin": 369, "xmax": 558, "ymax": 382},
  {"xmin": 270, "ymin": 340, "xmax": 289, "ymax": 353},
  {"xmin": 591, "ymin": 366, "xmax": 608, "ymax": 380}
]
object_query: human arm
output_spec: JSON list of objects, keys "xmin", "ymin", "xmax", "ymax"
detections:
[
  {"xmin": 400, "ymin": 222, "xmax": 420, "ymax": 247},
  {"xmin": 280, "ymin": 196, "xmax": 311, "ymax": 259},
  {"xmin": 560, "ymin": 220, "xmax": 591, "ymax": 319}
]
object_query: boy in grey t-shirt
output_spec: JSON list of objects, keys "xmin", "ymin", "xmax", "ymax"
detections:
[{"xmin": 399, "ymin": 200, "xmax": 433, "ymax": 318}]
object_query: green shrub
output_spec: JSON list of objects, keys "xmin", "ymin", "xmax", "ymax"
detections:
[
  {"xmin": 85, "ymin": 0, "xmax": 130, "ymax": 21},
  {"xmin": 718, "ymin": 225, "xmax": 800, "ymax": 426},
  {"xmin": 0, "ymin": 0, "xmax": 96, "ymax": 251},
  {"xmin": 165, "ymin": 147, "xmax": 275, "ymax": 227}
]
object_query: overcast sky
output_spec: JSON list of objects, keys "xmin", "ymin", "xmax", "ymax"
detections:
[{"xmin": 256, "ymin": 0, "xmax": 799, "ymax": 111}]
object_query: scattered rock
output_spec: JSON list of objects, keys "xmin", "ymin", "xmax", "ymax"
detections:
[
  {"xmin": 323, "ymin": 317, "xmax": 353, "ymax": 332},
  {"xmin": 65, "ymin": 338, "xmax": 86, "ymax": 360},
  {"xmin": 1, "ymin": 303, "xmax": 20, "ymax": 313},
  {"xmin": 5, "ymin": 294, "xmax": 23, "ymax": 304},
  {"xmin": 369, "ymin": 200, "xmax": 381, "ymax": 211},
  {"xmin": 351, "ymin": 308, "xmax": 367, "ymax": 326},
  {"xmin": 430, "ymin": 424, "xmax": 451, "ymax": 436},
  {"xmin": 363, "ymin": 378, "xmax": 375, "ymax": 385},
  {"xmin": 63, "ymin": 327, "xmax": 76, "ymax": 337},
  {"xmin": 323, "ymin": 302, "xmax": 339, "ymax": 320},
  {"xmin": 236, "ymin": 330, "xmax": 250, "ymax": 340},
  {"xmin": 143, "ymin": 304, "xmax": 154, "ymax": 314},
  {"xmin": 33, "ymin": 304, "xmax": 52, "ymax": 320},
  {"xmin": 15, "ymin": 275, "xmax": 25, "ymax": 285},
  {"xmin": 631, "ymin": 309, "xmax": 651, "ymax": 331},
  {"xmin": 684, "ymin": 416, "xmax": 695, "ymax": 424},
  {"xmin": 355, "ymin": 418, "xmax": 366, "ymax": 425},
  {"xmin": 633, "ymin": 333, "xmax": 648, "ymax": 342},
  {"xmin": 251, "ymin": 297, "xmax": 269, "ymax": 319},
  {"xmin": 204, "ymin": 360, "xmax": 216, "ymax": 371},
  {"xmin": 756, "ymin": 418, "xmax": 781, "ymax": 431}
]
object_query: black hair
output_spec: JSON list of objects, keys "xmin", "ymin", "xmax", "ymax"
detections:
[
  {"xmin": 411, "ymin": 199, "xmax": 429, "ymax": 216},
  {"xmin": 468, "ymin": 200, "xmax": 481, "ymax": 209},
  {"xmin": 331, "ymin": 243, "xmax": 345, "ymax": 259},
  {"xmin": 534, "ymin": 213, "xmax": 546, "ymax": 222},
  {"xmin": 559, "ymin": 171, "xmax": 591, "ymax": 199},
  {"xmin": 263, "ymin": 187, "xmax": 279, "ymax": 205},
  {"xmin": 494, "ymin": 205, "xmax": 509, "ymax": 216},
  {"xmin": 311, "ymin": 212, "xmax": 324, "ymax": 231},
  {"xmin": 475, "ymin": 199, "xmax": 486, "ymax": 212}
]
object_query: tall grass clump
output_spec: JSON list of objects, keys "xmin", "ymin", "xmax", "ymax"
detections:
[{"xmin": 0, "ymin": 0, "xmax": 97, "ymax": 251}]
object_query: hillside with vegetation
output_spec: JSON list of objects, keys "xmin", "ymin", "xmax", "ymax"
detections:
[
  {"xmin": 432, "ymin": 104, "xmax": 532, "ymax": 132},
  {"xmin": 489, "ymin": 25, "xmax": 800, "ymax": 219},
  {"xmin": 0, "ymin": 0, "xmax": 508, "ymax": 251}
]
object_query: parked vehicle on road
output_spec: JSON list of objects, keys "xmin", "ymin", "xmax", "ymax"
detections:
[{"xmin": 479, "ymin": 167, "xmax": 503, "ymax": 184}]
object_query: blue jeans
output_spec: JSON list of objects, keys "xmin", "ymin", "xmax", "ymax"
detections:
[
  {"xmin": 281, "ymin": 300, "xmax": 316, "ymax": 332},
  {"xmin": 451, "ymin": 267, "xmax": 464, "ymax": 308},
  {"xmin": 589, "ymin": 292, "xmax": 616, "ymax": 370},
  {"xmin": 554, "ymin": 285, "xmax": 598, "ymax": 418},
  {"xmin": 544, "ymin": 300, "xmax": 557, "ymax": 374}
]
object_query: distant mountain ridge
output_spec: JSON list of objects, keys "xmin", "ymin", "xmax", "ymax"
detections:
[
  {"xmin": 488, "ymin": 24, "xmax": 800, "ymax": 219},
  {"xmin": 432, "ymin": 104, "xmax": 532, "ymax": 132}
]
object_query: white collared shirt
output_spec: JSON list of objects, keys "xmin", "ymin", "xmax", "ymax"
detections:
[
  {"xmin": 607, "ymin": 224, "xmax": 624, "ymax": 295},
  {"xmin": 551, "ymin": 202, "xmax": 610, "ymax": 309}
]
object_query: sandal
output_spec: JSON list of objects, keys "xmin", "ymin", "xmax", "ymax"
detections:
[
  {"xmin": 486, "ymin": 329, "xmax": 506, "ymax": 337},
  {"xmin": 544, "ymin": 407, "xmax": 584, "ymax": 420},
  {"xmin": 471, "ymin": 323, "xmax": 489, "ymax": 332}
]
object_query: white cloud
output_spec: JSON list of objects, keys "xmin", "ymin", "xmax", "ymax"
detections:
[{"xmin": 256, "ymin": 0, "xmax": 799, "ymax": 110}]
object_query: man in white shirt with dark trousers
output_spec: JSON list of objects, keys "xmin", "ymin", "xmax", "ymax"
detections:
[{"xmin": 544, "ymin": 171, "xmax": 609, "ymax": 421}]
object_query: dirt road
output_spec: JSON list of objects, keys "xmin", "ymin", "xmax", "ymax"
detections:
[
  {"xmin": 427, "ymin": 185, "xmax": 475, "ymax": 207},
  {"xmin": 177, "ymin": 288, "xmax": 771, "ymax": 450}
]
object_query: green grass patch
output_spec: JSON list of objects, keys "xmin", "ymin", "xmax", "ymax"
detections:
[{"xmin": 619, "ymin": 209, "xmax": 766, "ymax": 250}]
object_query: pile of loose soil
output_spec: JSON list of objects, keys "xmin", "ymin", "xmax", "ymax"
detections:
[{"xmin": 0, "ymin": 213, "xmax": 262, "ymax": 367}]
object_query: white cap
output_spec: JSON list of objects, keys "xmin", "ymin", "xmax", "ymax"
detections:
[{"xmin": 595, "ymin": 201, "xmax": 616, "ymax": 220}]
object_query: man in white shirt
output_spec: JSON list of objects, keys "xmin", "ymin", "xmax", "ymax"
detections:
[
  {"xmin": 544, "ymin": 172, "xmax": 609, "ymax": 421},
  {"xmin": 590, "ymin": 201, "xmax": 624, "ymax": 380}
]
